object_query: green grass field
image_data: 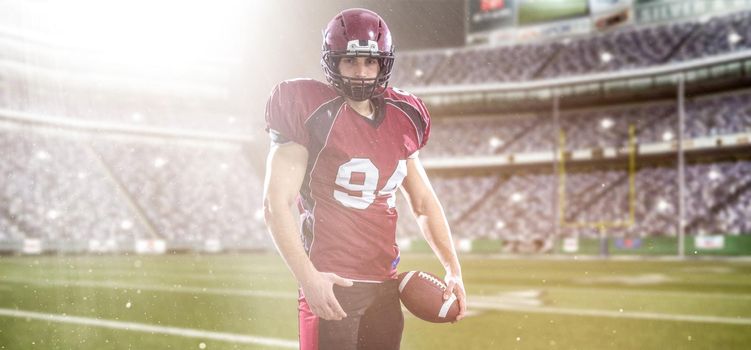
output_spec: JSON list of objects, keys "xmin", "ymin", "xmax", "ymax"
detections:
[{"xmin": 1, "ymin": 253, "xmax": 750, "ymax": 349}]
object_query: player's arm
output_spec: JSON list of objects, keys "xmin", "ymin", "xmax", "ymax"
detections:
[
  {"xmin": 262, "ymin": 141, "xmax": 352, "ymax": 320},
  {"xmin": 400, "ymin": 155, "xmax": 467, "ymax": 321}
]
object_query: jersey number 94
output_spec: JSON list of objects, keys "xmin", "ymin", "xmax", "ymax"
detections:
[{"xmin": 334, "ymin": 158, "xmax": 407, "ymax": 210}]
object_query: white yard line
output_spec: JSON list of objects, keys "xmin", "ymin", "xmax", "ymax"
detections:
[
  {"xmin": 3, "ymin": 277, "xmax": 750, "ymax": 326},
  {"xmin": 460, "ymin": 254, "xmax": 751, "ymax": 262},
  {"xmin": 469, "ymin": 301, "xmax": 751, "ymax": 326},
  {"xmin": 0, "ymin": 258, "xmax": 283, "ymax": 274},
  {"xmin": 473, "ymin": 283, "xmax": 751, "ymax": 300},
  {"xmin": 0, "ymin": 264, "xmax": 287, "ymax": 282},
  {"xmin": 32, "ymin": 268, "xmax": 282, "ymax": 282},
  {"xmin": 0, "ymin": 277, "xmax": 298, "ymax": 299},
  {"xmin": 0, "ymin": 308, "xmax": 298, "ymax": 348}
]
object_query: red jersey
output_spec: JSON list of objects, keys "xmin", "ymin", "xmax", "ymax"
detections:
[{"xmin": 265, "ymin": 79, "xmax": 431, "ymax": 281}]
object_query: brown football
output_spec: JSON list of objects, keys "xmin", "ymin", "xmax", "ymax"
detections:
[{"xmin": 397, "ymin": 271, "xmax": 459, "ymax": 323}]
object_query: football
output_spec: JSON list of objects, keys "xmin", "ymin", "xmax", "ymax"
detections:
[{"xmin": 397, "ymin": 270, "xmax": 460, "ymax": 323}]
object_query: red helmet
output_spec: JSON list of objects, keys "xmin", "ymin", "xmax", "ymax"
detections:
[{"xmin": 321, "ymin": 8, "xmax": 395, "ymax": 101}]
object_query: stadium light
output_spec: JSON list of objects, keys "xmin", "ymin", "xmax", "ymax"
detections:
[
  {"xmin": 495, "ymin": 220, "xmax": 506, "ymax": 229},
  {"xmin": 489, "ymin": 136, "xmax": 504, "ymax": 149},
  {"xmin": 662, "ymin": 131, "xmax": 674, "ymax": 141},
  {"xmin": 511, "ymin": 192, "xmax": 524, "ymax": 203},
  {"xmin": 600, "ymin": 118, "xmax": 614, "ymax": 129},
  {"xmin": 153, "ymin": 157, "xmax": 167, "ymax": 168},
  {"xmin": 120, "ymin": 220, "xmax": 133, "ymax": 230},
  {"xmin": 36, "ymin": 150, "xmax": 50, "ymax": 160},
  {"xmin": 656, "ymin": 199, "xmax": 671, "ymax": 212},
  {"xmin": 728, "ymin": 32, "xmax": 742, "ymax": 45},
  {"xmin": 46, "ymin": 209, "xmax": 59, "ymax": 220}
]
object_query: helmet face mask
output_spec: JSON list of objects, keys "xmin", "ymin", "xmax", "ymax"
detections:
[{"xmin": 321, "ymin": 9, "xmax": 395, "ymax": 101}]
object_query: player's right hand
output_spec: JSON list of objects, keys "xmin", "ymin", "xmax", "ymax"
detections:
[{"xmin": 301, "ymin": 271, "xmax": 353, "ymax": 321}]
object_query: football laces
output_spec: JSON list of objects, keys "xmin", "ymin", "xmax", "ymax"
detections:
[{"xmin": 418, "ymin": 272, "xmax": 446, "ymax": 291}]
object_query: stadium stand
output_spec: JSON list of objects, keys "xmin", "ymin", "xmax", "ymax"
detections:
[
  {"xmin": 392, "ymin": 11, "xmax": 751, "ymax": 87},
  {"xmin": 673, "ymin": 11, "xmax": 751, "ymax": 61},
  {"xmin": 0, "ymin": 126, "xmax": 150, "ymax": 244},
  {"xmin": 92, "ymin": 138, "xmax": 266, "ymax": 248},
  {"xmin": 685, "ymin": 160, "xmax": 751, "ymax": 235},
  {"xmin": 1, "ymin": 5, "xmax": 750, "ymax": 255},
  {"xmin": 0, "ymin": 14, "xmax": 264, "ymax": 252},
  {"xmin": 421, "ymin": 89, "xmax": 751, "ymax": 158},
  {"xmin": 397, "ymin": 159, "xmax": 751, "ymax": 241},
  {"xmin": 5, "ymin": 115, "xmax": 745, "ymax": 249},
  {"xmin": 395, "ymin": 91, "xmax": 750, "ymax": 243},
  {"xmin": 0, "ymin": 75, "xmax": 249, "ymax": 136},
  {"xmin": 0, "ymin": 123, "xmax": 267, "ymax": 251}
]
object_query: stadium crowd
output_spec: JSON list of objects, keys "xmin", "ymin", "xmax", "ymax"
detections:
[
  {"xmin": 2, "ymin": 122, "xmax": 747, "ymax": 248},
  {"xmin": 398, "ymin": 159, "xmax": 751, "ymax": 241},
  {"xmin": 423, "ymin": 89, "xmax": 751, "ymax": 158},
  {"xmin": 392, "ymin": 11, "xmax": 751, "ymax": 86},
  {"xmin": 0, "ymin": 76, "xmax": 249, "ymax": 136},
  {"xmin": 1, "ymin": 8, "xmax": 749, "ymax": 252},
  {"xmin": 0, "ymin": 127, "xmax": 149, "ymax": 243},
  {"xmin": 0, "ymin": 126, "xmax": 267, "ymax": 249}
]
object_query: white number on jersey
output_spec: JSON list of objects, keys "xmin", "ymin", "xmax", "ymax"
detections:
[{"xmin": 333, "ymin": 158, "xmax": 407, "ymax": 210}]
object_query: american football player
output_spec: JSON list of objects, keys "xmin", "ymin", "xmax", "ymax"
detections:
[{"xmin": 262, "ymin": 8, "xmax": 466, "ymax": 350}]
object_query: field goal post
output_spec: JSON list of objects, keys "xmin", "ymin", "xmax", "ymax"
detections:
[{"xmin": 558, "ymin": 124, "xmax": 637, "ymax": 256}]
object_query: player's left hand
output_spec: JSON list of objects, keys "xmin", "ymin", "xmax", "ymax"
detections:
[{"xmin": 443, "ymin": 272, "xmax": 466, "ymax": 322}]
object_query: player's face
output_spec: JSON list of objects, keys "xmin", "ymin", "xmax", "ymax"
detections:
[{"xmin": 338, "ymin": 56, "xmax": 380, "ymax": 79}]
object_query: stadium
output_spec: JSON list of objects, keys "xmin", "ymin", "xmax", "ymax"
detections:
[{"xmin": 1, "ymin": 0, "xmax": 750, "ymax": 349}]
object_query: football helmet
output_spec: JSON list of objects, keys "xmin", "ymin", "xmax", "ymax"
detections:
[{"xmin": 321, "ymin": 8, "xmax": 395, "ymax": 101}]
